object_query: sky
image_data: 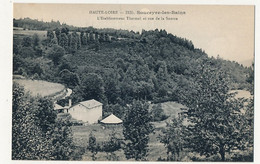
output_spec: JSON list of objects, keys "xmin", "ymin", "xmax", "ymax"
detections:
[{"xmin": 13, "ymin": 3, "xmax": 254, "ymax": 66}]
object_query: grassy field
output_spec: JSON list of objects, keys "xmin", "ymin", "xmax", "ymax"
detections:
[
  {"xmin": 13, "ymin": 29, "xmax": 47, "ymax": 38},
  {"xmin": 71, "ymin": 101, "xmax": 183, "ymax": 161},
  {"xmin": 13, "ymin": 79, "xmax": 65, "ymax": 97},
  {"xmin": 13, "ymin": 29, "xmax": 47, "ymax": 44},
  {"xmin": 72, "ymin": 124, "xmax": 168, "ymax": 161}
]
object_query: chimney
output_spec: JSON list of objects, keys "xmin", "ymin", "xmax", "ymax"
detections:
[{"xmin": 69, "ymin": 99, "xmax": 72, "ymax": 107}]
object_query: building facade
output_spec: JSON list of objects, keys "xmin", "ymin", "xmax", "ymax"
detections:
[{"xmin": 68, "ymin": 99, "xmax": 102, "ymax": 124}]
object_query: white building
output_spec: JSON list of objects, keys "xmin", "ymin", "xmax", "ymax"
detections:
[{"xmin": 68, "ymin": 99, "xmax": 103, "ymax": 124}]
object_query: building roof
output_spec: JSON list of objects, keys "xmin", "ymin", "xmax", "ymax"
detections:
[
  {"xmin": 100, "ymin": 114, "xmax": 123, "ymax": 124},
  {"xmin": 79, "ymin": 99, "xmax": 103, "ymax": 109}
]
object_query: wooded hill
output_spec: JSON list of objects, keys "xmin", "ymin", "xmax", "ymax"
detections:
[{"xmin": 13, "ymin": 18, "xmax": 253, "ymax": 116}]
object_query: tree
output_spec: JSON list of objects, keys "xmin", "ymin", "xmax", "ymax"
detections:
[
  {"xmin": 50, "ymin": 37, "xmax": 58, "ymax": 46},
  {"xmin": 12, "ymin": 83, "xmax": 83, "ymax": 160},
  {"xmin": 76, "ymin": 32, "xmax": 81, "ymax": 49},
  {"xmin": 103, "ymin": 131, "xmax": 122, "ymax": 161},
  {"xmin": 82, "ymin": 34, "xmax": 88, "ymax": 45},
  {"xmin": 22, "ymin": 36, "xmax": 32, "ymax": 47},
  {"xmin": 19, "ymin": 47, "xmax": 35, "ymax": 58},
  {"xmin": 47, "ymin": 30, "xmax": 54, "ymax": 41},
  {"xmin": 45, "ymin": 118, "xmax": 76, "ymax": 160},
  {"xmin": 123, "ymin": 100, "xmax": 154, "ymax": 160},
  {"xmin": 246, "ymin": 62, "xmax": 254, "ymax": 94},
  {"xmin": 80, "ymin": 73, "xmax": 105, "ymax": 102},
  {"xmin": 32, "ymin": 33, "xmax": 40, "ymax": 48},
  {"xmin": 99, "ymin": 32, "xmax": 105, "ymax": 42},
  {"xmin": 243, "ymin": 98, "xmax": 254, "ymax": 151},
  {"xmin": 103, "ymin": 70, "xmax": 121, "ymax": 104},
  {"xmin": 61, "ymin": 27, "xmax": 69, "ymax": 35},
  {"xmin": 47, "ymin": 44, "xmax": 65, "ymax": 65},
  {"xmin": 35, "ymin": 98, "xmax": 56, "ymax": 133},
  {"xmin": 34, "ymin": 46, "xmax": 43, "ymax": 56},
  {"xmin": 59, "ymin": 33, "xmax": 68, "ymax": 50},
  {"xmin": 13, "ymin": 42, "xmax": 20, "ymax": 55},
  {"xmin": 12, "ymin": 83, "xmax": 49, "ymax": 159},
  {"xmin": 59, "ymin": 69, "xmax": 80, "ymax": 88},
  {"xmin": 88, "ymin": 132, "xmax": 98, "ymax": 161},
  {"xmin": 54, "ymin": 28, "xmax": 61, "ymax": 44},
  {"xmin": 180, "ymin": 62, "xmax": 249, "ymax": 161},
  {"xmin": 103, "ymin": 103, "xmax": 125, "ymax": 119},
  {"xmin": 80, "ymin": 31, "xmax": 87, "ymax": 45},
  {"xmin": 159, "ymin": 115, "xmax": 185, "ymax": 161},
  {"xmin": 150, "ymin": 103, "xmax": 168, "ymax": 122},
  {"xmin": 68, "ymin": 32, "xmax": 80, "ymax": 53}
]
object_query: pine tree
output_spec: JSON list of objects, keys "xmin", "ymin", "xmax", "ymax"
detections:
[
  {"xmin": 32, "ymin": 33, "xmax": 40, "ymax": 48},
  {"xmin": 68, "ymin": 32, "xmax": 80, "ymax": 53},
  {"xmin": 80, "ymin": 31, "xmax": 87, "ymax": 45},
  {"xmin": 54, "ymin": 28, "xmax": 61, "ymax": 44},
  {"xmin": 47, "ymin": 30, "xmax": 54, "ymax": 42},
  {"xmin": 59, "ymin": 33, "xmax": 68, "ymax": 51}
]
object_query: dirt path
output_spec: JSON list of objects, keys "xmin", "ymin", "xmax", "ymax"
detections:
[
  {"xmin": 62, "ymin": 88, "xmax": 72, "ymax": 99},
  {"xmin": 54, "ymin": 88, "xmax": 72, "ymax": 104}
]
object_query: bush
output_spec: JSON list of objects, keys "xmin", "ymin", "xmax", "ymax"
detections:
[
  {"xmin": 19, "ymin": 47, "xmax": 35, "ymax": 58},
  {"xmin": 150, "ymin": 103, "xmax": 169, "ymax": 122}
]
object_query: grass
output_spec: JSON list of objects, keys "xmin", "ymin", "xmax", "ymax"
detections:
[
  {"xmin": 13, "ymin": 79, "xmax": 65, "ymax": 97},
  {"xmin": 13, "ymin": 29, "xmax": 47, "ymax": 39},
  {"xmin": 13, "ymin": 29, "xmax": 47, "ymax": 44}
]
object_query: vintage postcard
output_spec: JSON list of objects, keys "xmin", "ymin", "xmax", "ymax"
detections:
[{"xmin": 10, "ymin": 3, "xmax": 255, "ymax": 162}]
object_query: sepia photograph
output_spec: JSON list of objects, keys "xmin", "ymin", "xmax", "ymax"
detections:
[{"xmin": 10, "ymin": 3, "xmax": 255, "ymax": 162}]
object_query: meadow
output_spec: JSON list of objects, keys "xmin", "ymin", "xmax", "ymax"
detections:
[
  {"xmin": 13, "ymin": 79, "xmax": 65, "ymax": 97},
  {"xmin": 13, "ymin": 29, "xmax": 47, "ymax": 44},
  {"xmin": 13, "ymin": 29, "xmax": 47, "ymax": 38}
]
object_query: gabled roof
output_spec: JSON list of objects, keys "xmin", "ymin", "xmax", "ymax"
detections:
[
  {"xmin": 79, "ymin": 99, "xmax": 103, "ymax": 109},
  {"xmin": 101, "ymin": 114, "xmax": 123, "ymax": 124}
]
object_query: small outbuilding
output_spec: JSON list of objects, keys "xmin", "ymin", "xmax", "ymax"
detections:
[{"xmin": 100, "ymin": 114, "xmax": 123, "ymax": 125}]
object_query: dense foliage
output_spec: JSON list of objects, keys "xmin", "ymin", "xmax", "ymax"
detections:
[
  {"xmin": 179, "ymin": 62, "xmax": 251, "ymax": 161},
  {"xmin": 159, "ymin": 115, "xmax": 185, "ymax": 161},
  {"xmin": 12, "ymin": 83, "xmax": 84, "ymax": 160},
  {"xmin": 123, "ymin": 100, "xmax": 154, "ymax": 160},
  {"xmin": 13, "ymin": 18, "xmax": 252, "ymax": 107}
]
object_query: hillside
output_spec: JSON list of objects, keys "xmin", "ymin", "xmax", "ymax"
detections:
[{"xmin": 13, "ymin": 19, "xmax": 253, "ymax": 105}]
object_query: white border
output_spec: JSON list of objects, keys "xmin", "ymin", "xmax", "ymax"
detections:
[{"xmin": 1, "ymin": 0, "xmax": 259, "ymax": 164}]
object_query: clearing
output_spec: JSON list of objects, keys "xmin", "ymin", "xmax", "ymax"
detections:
[{"xmin": 13, "ymin": 79, "xmax": 66, "ymax": 98}]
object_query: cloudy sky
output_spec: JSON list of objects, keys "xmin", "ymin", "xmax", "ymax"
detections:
[{"xmin": 14, "ymin": 3, "xmax": 254, "ymax": 66}]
